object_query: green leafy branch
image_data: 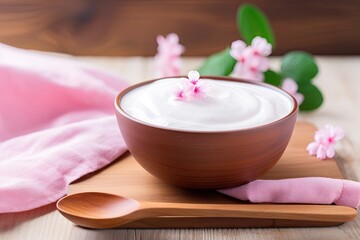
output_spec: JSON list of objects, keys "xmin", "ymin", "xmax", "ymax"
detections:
[{"xmin": 198, "ymin": 4, "xmax": 323, "ymax": 111}]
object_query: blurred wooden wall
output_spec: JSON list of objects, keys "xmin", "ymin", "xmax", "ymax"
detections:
[{"xmin": 0, "ymin": 0, "xmax": 359, "ymax": 56}]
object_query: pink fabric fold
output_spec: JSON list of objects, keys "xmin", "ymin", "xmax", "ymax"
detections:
[
  {"xmin": 218, "ymin": 177, "xmax": 360, "ymax": 208},
  {"xmin": 0, "ymin": 44, "xmax": 128, "ymax": 213}
]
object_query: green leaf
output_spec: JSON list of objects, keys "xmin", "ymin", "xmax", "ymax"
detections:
[
  {"xmin": 198, "ymin": 48, "xmax": 236, "ymax": 76},
  {"xmin": 298, "ymin": 84, "xmax": 323, "ymax": 111},
  {"xmin": 264, "ymin": 70, "xmax": 282, "ymax": 86},
  {"xmin": 237, "ymin": 4, "xmax": 275, "ymax": 47},
  {"xmin": 281, "ymin": 51, "xmax": 318, "ymax": 84}
]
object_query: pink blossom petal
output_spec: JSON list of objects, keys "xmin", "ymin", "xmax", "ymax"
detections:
[
  {"xmin": 230, "ymin": 40, "xmax": 246, "ymax": 60},
  {"xmin": 315, "ymin": 125, "xmax": 344, "ymax": 146},
  {"xmin": 174, "ymin": 86, "xmax": 187, "ymax": 101},
  {"xmin": 282, "ymin": 78, "xmax": 298, "ymax": 94},
  {"xmin": 325, "ymin": 124, "xmax": 345, "ymax": 141},
  {"xmin": 241, "ymin": 47, "xmax": 255, "ymax": 61},
  {"xmin": 231, "ymin": 62, "xmax": 244, "ymax": 77},
  {"xmin": 306, "ymin": 141, "xmax": 319, "ymax": 155},
  {"xmin": 191, "ymin": 85, "xmax": 204, "ymax": 98},
  {"xmin": 231, "ymin": 40, "xmax": 246, "ymax": 50},
  {"xmin": 316, "ymin": 144, "xmax": 327, "ymax": 160},
  {"xmin": 281, "ymin": 79, "xmax": 304, "ymax": 104},
  {"xmin": 232, "ymin": 62, "xmax": 264, "ymax": 82},
  {"xmin": 326, "ymin": 146, "xmax": 335, "ymax": 159},
  {"xmin": 172, "ymin": 45, "xmax": 185, "ymax": 55},
  {"xmin": 156, "ymin": 35, "xmax": 165, "ymax": 46},
  {"xmin": 188, "ymin": 70, "xmax": 200, "ymax": 82},
  {"xmin": 172, "ymin": 59, "xmax": 182, "ymax": 69},
  {"xmin": 257, "ymin": 57, "xmax": 270, "ymax": 72},
  {"xmin": 167, "ymin": 33, "xmax": 179, "ymax": 44},
  {"xmin": 314, "ymin": 129, "xmax": 327, "ymax": 143},
  {"xmin": 294, "ymin": 93, "xmax": 304, "ymax": 105},
  {"xmin": 243, "ymin": 68, "xmax": 263, "ymax": 81},
  {"xmin": 251, "ymin": 71, "xmax": 264, "ymax": 82},
  {"xmin": 246, "ymin": 56, "xmax": 269, "ymax": 73},
  {"xmin": 251, "ymin": 37, "xmax": 272, "ymax": 56}
]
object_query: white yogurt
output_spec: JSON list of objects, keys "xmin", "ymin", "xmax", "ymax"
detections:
[{"xmin": 120, "ymin": 78, "xmax": 294, "ymax": 131}]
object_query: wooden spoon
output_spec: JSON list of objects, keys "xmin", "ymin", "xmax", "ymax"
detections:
[{"xmin": 57, "ymin": 192, "xmax": 357, "ymax": 229}]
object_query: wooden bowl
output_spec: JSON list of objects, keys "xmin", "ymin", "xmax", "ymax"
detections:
[{"xmin": 115, "ymin": 76, "xmax": 298, "ymax": 189}]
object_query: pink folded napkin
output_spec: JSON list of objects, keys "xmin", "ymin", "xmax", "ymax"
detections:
[
  {"xmin": 219, "ymin": 177, "xmax": 360, "ymax": 208},
  {"xmin": 0, "ymin": 44, "xmax": 128, "ymax": 213}
]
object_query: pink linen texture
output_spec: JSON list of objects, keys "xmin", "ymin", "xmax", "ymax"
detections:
[
  {"xmin": 219, "ymin": 177, "xmax": 360, "ymax": 208},
  {"xmin": 0, "ymin": 44, "xmax": 128, "ymax": 213}
]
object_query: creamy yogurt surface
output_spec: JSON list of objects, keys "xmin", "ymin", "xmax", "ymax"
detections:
[{"xmin": 120, "ymin": 78, "xmax": 294, "ymax": 131}]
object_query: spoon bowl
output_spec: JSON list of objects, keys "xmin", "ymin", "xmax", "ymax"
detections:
[
  {"xmin": 57, "ymin": 192, "xmax": 356, "ymax": 229},
  {"xmin": 57, "ymin": 192, "xmax": 142, "ymax": 228},
  {"xmin": 58, "ymin": 192, "xmax": 139, "ymax": 218}
]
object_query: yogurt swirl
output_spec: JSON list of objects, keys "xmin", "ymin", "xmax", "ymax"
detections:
[{"xmin": 120, "ymin": 78, "xmax": 294, "ymax": 131}]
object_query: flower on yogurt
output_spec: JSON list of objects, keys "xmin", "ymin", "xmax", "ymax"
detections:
[
  {"xmin": 306, "ymin": 125, "xmax": 345, "ymax": 160},
  {"xmin": 230, "ymin": 37, "xmax": 272, "ymax": 81},
  {"xmin": 154, "ymin": 33, "xmax": 185, "ymax": 77},
  {"xmin": 187, "ymin": 70, "xmax": 206, "ymax": 98},
  {"xmin": 282, "ymin": 78, "xmax": 304, "ymax": 105},
  {"xmin": 174, "ymin": 70, "xmax": 206, "ymax": 101}
]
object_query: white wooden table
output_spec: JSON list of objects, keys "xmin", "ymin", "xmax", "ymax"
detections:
[{"xmin": 1, "ymin": 56, "xmax": 360, "ymax": 240}]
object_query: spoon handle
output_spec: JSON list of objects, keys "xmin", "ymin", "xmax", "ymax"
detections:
[{"xmin": 140, "ymin": 202, "xmax": 356, "ymax": 223}]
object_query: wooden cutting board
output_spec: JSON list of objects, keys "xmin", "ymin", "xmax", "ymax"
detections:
[{"xmin": 68, "ymin": 122, "xmax": 357, "ymax": 228}]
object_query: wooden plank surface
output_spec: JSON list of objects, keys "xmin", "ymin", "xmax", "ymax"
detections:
[
  {"xmin": 66, "ymin": 122, "xmax": 352, "ymax": 228},
  {"xmin": 0, "ymin": 0, "xmax": 360, "ymax": 56},
  {"xmin": 0, "ymin": 56, "xmax": 360, "ymax": 239}
]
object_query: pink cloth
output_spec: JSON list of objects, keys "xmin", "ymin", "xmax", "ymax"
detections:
[
  {"xmin": 218, "ymin": 177, "xmax": 360, "ymax": 208},
  {"xmin": 0, "ymin": 44, "xmax": 128, "ymax": 213}
]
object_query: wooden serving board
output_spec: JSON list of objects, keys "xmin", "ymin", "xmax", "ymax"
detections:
[{"xmin": 68, "ymin": 122, "xmax": 357, "ymax": 228}]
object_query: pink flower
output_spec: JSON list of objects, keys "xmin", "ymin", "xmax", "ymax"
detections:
[
  {"xmin": 306, "ymin": 125, "xmax": 345, "ymax": 160},
  {"xmin": 282, "ymin": 78, "xmax": 304, "ymax": 105},
  {"xmin": 154, "ymin": 33, "xmax": 185, "ymax": 77},
  {"xmin": 174, "ymin": 70, "xmax": 207, "ymax": 101},
  {"xmin": 230, "ymin": 37, "xmax": 272, "ymax": 81}
]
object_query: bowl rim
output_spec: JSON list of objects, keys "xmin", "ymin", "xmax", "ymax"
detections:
[{"xmin": 114, "ymin": 76, "xmax": 298, "ymax": 134}]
